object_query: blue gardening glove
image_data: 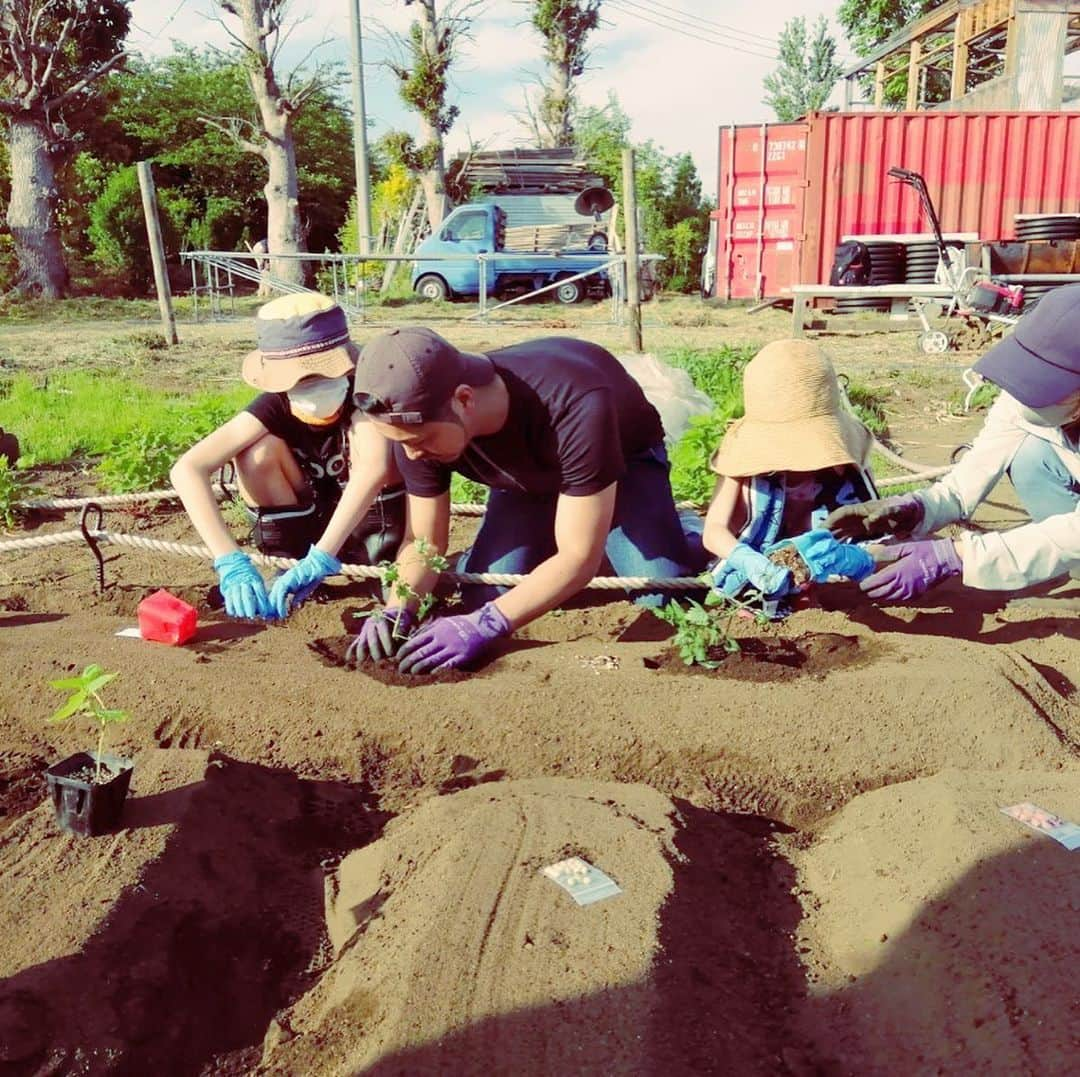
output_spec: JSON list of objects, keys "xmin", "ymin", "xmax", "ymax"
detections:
[
  {"xmin": 213, "ymin": 550, "xmax": 274, "ymax": 620},
  {"xmin": 396, "ymin": 602, "xmax": 511, "ymax": 675},
  {"xmin": 826, "ymin": 494, "xmax": 925, "ymax": 541},
  {"xmin": 345, "ymin": 607, "xmax": 416, "ymax": 665},
  {"xmin": 711, "ymin": 542, "xmax": 792, "ymax": 599},
  {"xmin": 767, "ymin": 530, "xmax": 876, "ymax": 584},
  {"xmin": 860, "ymin": 539, "xmax": 962, "ymax": 602},
  {"xmin": 267, "ymin": 545, "xmax": 341, "ymax": 619}
]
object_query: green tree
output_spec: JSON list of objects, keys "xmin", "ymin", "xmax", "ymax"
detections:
[
  {"xmin": 763, "ymin": 16, "xmax": 842, "ymax": 121},
  {"xmin": 75, "ymin": 48, "xmax": 356, "ymax": 291},
  {"xmin": 576, "ymin": 99, "xmax": 712, "ymax": 294},
  {"xmin": 0, "ymin": 0, "xmax": 130, "ymax": 296},
  {"xmin": 526, "ymin": 0, "xmax": 601, "ymax": 148},
  {"xmin": 385, "ymin": 0, "xmax": 476, "ymax": 229}
]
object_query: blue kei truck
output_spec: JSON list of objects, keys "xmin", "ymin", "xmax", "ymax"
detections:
[{"xmin": 410, "ymin": 191, "xmax": 615, "ymax": 304}]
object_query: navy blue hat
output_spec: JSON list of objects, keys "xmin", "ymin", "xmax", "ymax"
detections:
[
  {"xmin": 242, "ymin": 294, "xmax": 356, "ymax": 392},
  {"xmin": 974, "ymin": 284, "xmax": 1080, "ymax": 407}
]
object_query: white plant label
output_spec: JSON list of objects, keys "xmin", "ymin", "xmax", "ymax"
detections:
[
  {"xmin": 541, "ymin": 856, "xmax": 622, "ymax": 906},
  {"xmin": 1001, "ymin": 802, "xmax": 1080, "ymax": 851}
]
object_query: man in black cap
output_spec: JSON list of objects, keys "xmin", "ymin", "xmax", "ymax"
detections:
[
  {"xmin": 349, "ymin": 327, "xmax": 704, "ymax": 673},
  {"xmin": 828, "ymin": 283, "xmax": 1080, "ymax": 599}
]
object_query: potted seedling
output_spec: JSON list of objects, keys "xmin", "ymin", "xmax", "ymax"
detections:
[{"xmin": 43, "ymin": 664, "xmax": 134, "ymax": 836}]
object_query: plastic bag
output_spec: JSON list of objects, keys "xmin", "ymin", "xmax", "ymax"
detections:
[{"xmin": 615, "ymin": 352, "xmax": 714, "ymax": 447}]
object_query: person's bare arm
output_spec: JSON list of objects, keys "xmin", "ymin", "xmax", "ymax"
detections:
[
  {"xmin": 315, "ymin": 417, "xmax": 401, "ymax": 557},
  {"xmin": 170, "ymin": 412, "xmax": 268, "ymax": 558},
  {"xmin": 491, "ymin": 484, "xmax": 616, "ymax": 630},
  {"xmin": 390, "ymin": 492, "xmax": 452, "ymax": 607},
  {"xmin": 702, "ymin": 475, "xmax": 743, "ymax": 558}
]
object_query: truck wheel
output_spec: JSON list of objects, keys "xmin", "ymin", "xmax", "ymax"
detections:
[
  {"xmin": 554, "ymin": 276, "xmax": 583, "ymax": 304},
  {"xmin": 415, "ymin": 275, "xmax": 449, "ymax": 302}
]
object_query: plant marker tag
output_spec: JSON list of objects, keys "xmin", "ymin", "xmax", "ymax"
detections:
[
  {"xmin": 115, "ymin": 626, "xmax": 143, "ymax": 639},
  {"xmin": 1000, "ymin": 803, "xmax": 1080, "ymax": 851},
  {"xmin": 541, "ymin": 856, "xmax": 622, "ymax": 906}
]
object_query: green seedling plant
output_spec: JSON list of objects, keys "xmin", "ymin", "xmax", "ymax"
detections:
[
  {"xmin": 48, "ymin": 665, "xmax": 130, "ymax": 783},
  {"xmin": 0, "ymin": 456, "xmax": 38, "ymax": 529},
  {"xmin": 354, "ymin": 537, "xmax": 450, "ymax": 643},
  {"xmin": 653, "ymin": 587, "xmax": 770, "ymax": 669}
]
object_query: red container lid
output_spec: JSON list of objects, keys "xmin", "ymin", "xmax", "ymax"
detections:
[{"xmin": 137, "ymin": 589, "xmax": 197, "ymax": 646}]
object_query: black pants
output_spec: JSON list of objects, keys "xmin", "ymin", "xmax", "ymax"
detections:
[{"xmin": 250, "ymin": 485, "xmax": 406, "ymax": 565}]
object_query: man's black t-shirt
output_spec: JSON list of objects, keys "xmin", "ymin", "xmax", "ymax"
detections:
[
  {"xmin": 393, "ymin": 337, "xmax": 664, "ymax": 498},
  {"xmin": 245, "ymin": 391, "xmax": 352, "ymax": 497}
]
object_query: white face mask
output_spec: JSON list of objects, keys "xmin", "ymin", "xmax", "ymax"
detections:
[
  {"xmin": 1018, "ymin": 391, "xmax": 1080, "ymax": 429},
  {"xmin": 287, "ymin": 375, "xmax": 350, "ymax": 420}
]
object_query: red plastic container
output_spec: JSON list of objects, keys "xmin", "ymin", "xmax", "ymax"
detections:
[{"xmin": 138, "ymin": 589, "xmax": 197, "ymax": 645}]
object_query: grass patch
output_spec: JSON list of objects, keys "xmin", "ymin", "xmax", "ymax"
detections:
[{"xmin": 0, "ymin": 370, "xmax": 254, "ymax": 490}]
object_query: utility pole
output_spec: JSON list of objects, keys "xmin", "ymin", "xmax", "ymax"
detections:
[
  {"xmin": 621, "ymin": 147, "xmax": 643, "ymax": 352},
  {"xmin": 349, "ymin": 0, "xmax": 374, "ymax": 255}
]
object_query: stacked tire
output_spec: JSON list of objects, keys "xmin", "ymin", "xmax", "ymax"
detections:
[
  {"xmin": 1014, "ymin": 216, "xmax": 1080, "ymax": 311},
  {"xmin": 903, "ymin": 240, "xmax": 943, "ymax": 284}
]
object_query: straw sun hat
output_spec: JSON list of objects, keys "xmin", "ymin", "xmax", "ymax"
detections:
[
  {"xmin": 242, "ymin": 293, "xmax": 357, "ymax": 392},
  {"xmin": 709, "ymin": 340, "xmax": 872, "ymax": 478}
]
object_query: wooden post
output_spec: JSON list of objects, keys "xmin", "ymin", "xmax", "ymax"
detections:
[
  {"xmin": 874, "ymin": 61, "xmax": 886, "ymax": 108},
  {"xmin": 621, "ymin": 147, "xmax": 642, "ymax": 353},
  {"xmin": 136, "ymin": 161, "xmax": 178, "ymax": 345},
  {"xmin": 906, "ymin": 38, "xmax": 922, "ymax": 110}
]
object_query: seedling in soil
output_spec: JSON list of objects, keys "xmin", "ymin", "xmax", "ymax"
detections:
[
  {"xmin": 652, "ymin": 588, "xmax": 770, "ymax": 669},
  {"xmin": 0, "ymin": 456, "xmax": 38, "ymax": 529},
  {"xmin": 354, "ymin": 537, "xmax": 450, "ymax": 641},
  {"xmin": 47, "ymin": 665, "xmax": 130, "ymax": 783}
]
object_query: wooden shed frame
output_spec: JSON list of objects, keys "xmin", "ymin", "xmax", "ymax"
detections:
[{"xmin": 841, "ymin": 0, "xmax": 1080, "ymax": 111}]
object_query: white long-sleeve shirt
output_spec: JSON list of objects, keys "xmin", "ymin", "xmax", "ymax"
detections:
[{"xmin": 913, "ymin": 392, "xmax": 1080, "ymax": 589}]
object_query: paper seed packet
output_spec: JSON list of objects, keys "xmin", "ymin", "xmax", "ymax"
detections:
[
  {"xmin": 542, "ymin": 857, "xmax": 622, "ymax": 906},
  {"xmin": 1000, "ymin": 802, "xmax": 1080, "ymax": 851}
]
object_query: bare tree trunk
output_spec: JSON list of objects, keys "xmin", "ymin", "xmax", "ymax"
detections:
[
  {"xmin": 226, "ymin": 0, "xmax": 308, "ymax": 287},
  {"xmin": 5, "ymin": 118, "xmax": 68, "ymax": 297},
  {"xmin": 263, "ymin": 129, "xmax": 306, "ymax": 285},
  {"xmin": 416, "ymin": 1, "xmax": 448, "ymax": 230}
]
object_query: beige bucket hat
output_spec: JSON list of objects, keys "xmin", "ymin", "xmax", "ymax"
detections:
[
  {"xmin": 242, "ymin": 293, "xmax": 357, "ymax": 393},
  {"xmin": 709, "ymin": 340, "xmax": 873, "ymax": 478}
]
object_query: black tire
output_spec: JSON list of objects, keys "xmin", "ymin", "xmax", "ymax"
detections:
[
  {"xmin": 415, "ymin": 274, "xmax": 449, "ymax": 302},
  {"xmin": 554, "ymin": 276, "xmax": 583, "ymax": 304}
]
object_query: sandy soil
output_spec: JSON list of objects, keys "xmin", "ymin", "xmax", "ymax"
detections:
[{"xmin": 0, "ymin": 304, "xmax": 1077, "ymax": 1075}]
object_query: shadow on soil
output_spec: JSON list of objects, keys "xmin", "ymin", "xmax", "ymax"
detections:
[
  {"xmin": 343, "ymin": 829, "xmax": 1077, "ymax": 1076},
  {"xmin": 358, "ymin": 802, "xmax": 809, "ymax": 1076},
  {"xmin": 0, "ymin": 755, "xmax": 388, "ymax": 1075}
]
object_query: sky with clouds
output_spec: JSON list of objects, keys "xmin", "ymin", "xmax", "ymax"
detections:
[{"xmin": 127, "ymin": 1, "xmax": 853, "ymax": 198}]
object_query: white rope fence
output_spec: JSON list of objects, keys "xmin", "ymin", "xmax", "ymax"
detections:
[
  {"xmin": 0, "ymin": 527, "xmax": 707, "ymax": 591},
  {"xmin": 2, "ymin": 443, "xmax": 952, "ymax": 590}
]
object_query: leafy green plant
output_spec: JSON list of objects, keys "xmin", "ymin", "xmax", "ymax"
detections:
[
  {"xmin": 356, "ymin": 537, "xmax": 450, "ymax": 643},
  {"xmin": 450, "ymin": 473, "xmax": 488, "ymax": 504},
  {"xmin": 0, "ymin": 457, "xmax": 38, "ymax": 529},
  {"xmin": 652, "ymin": 588, "xmax": 769, "ymax": 668},
  {"xmin": 48, "ymin": 665, "xmax": 130, "ymax": 783},
  {"xmin": 843, "ymin": 379, "xmax": 890, "ymax": 436}
]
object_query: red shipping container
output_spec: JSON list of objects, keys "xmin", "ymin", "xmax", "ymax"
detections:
[
  {"xmin": 714, "ymin": 111, "xmax": 1080, "ymax": 299},
  {"xmin": 138, "ymin": 589, "xmax": 197, "ymax": 645}
]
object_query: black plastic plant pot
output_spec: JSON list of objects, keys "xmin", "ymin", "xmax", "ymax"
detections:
[{"xmin": 44, "ymin": 752, "xmax": 134, "ymax": 837}]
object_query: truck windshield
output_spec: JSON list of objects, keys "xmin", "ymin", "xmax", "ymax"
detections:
[{"xmin": 442, "ymin": 212, "xmax": 486, "ymax": 242}]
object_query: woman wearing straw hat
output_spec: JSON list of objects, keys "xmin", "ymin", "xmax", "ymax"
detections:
[
  {"xmin": 171, "ymin": 293, "xmax": 405, "ymax": 620},
  {"xmin": 704, "ymin": 340, "xmax": 878, "ymax": 603}
]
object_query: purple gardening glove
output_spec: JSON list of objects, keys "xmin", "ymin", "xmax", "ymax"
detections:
[
  {"xmin": 825, "ymin": 494, "xmax": 925, "ymax": 541},
  {"xmin": 396, "ymin": 602, "xmax": 511, "ymax": 675},
  {"xmin": 346, "ymin": 607, "xmax": 415, "ymax": 665},
  {"xmin": 860, "ymin": 539, "xmax": 962, "ymax": 602}
]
